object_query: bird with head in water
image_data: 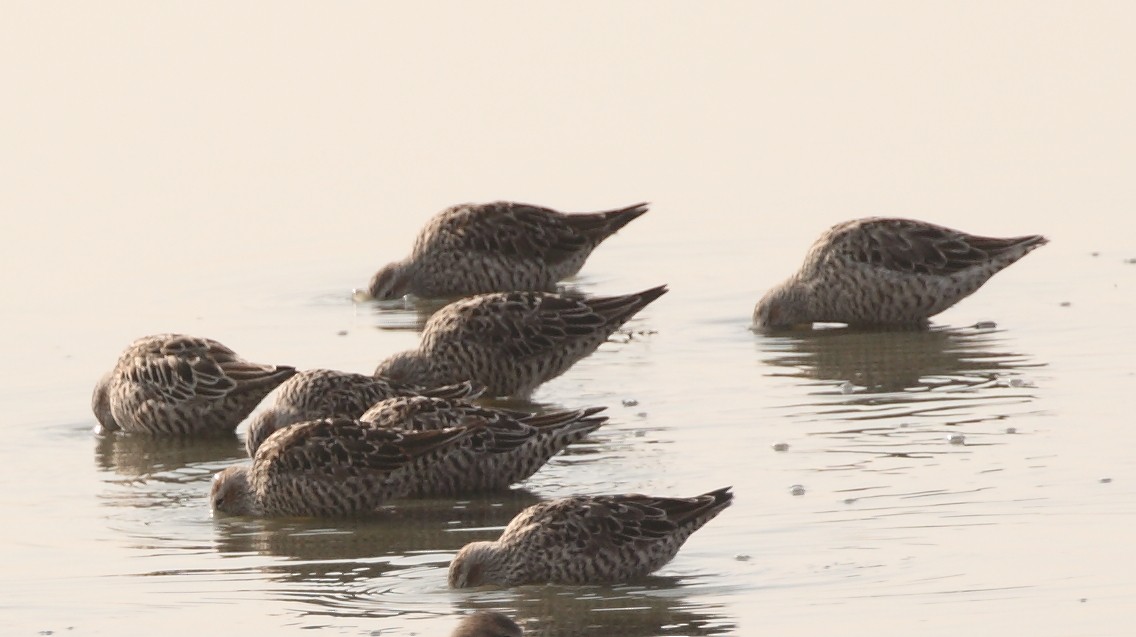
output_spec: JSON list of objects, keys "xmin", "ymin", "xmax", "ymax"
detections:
[
  {"xmin": 358, "ymin": 201, "xmax": 649, "ymax": 301},
  {"xmin": 92, "ymin": 333, "xmax": 296, "ymax": 436},
  {"xmin": 753, "ymin": 217, "xmax": 1048, "ymax": 330},
  {"xmin": 374, "ymin": 285, "xmax": 668, "ymax": 398},
  {"xmin": 448, "ymin": 487, "xmax": 733, "ymax": 587}
]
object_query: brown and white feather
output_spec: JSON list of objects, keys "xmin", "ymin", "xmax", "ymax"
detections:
[
  {"xmin": 243, "ymin": 368, "xmax": 483, "ymax": 456},
  {"xmin": 211, "ymin": 418, "xmax": 479, "ymax": 518},
  {"xmin": 360, "ymin": 395, "xmax": 607, "ymax": 494},
  {"xmin": 448, "ymin": 487, "xmax": 734, "ymax": 587},
  {"xmin": 92, "ymin": 334, "xmax": 296, "ymax": 436},
  {"xmin": 373, "ymin": 286, "xmax": 668, "ymax": 397},
  {"xmin": 754, "ymin": 217, "xmax": 1048, "ymax": 328},
  {"xmin": 364, "ymin": 202, "xmax": 649, "ymax": 300}
]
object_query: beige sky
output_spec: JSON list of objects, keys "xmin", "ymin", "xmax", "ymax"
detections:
[{"xmin": 2, "ymin": 2, "xmax": 1133, "ymax": 296}]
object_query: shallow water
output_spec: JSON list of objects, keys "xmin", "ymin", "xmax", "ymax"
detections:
[{"xmin": 4, "ymin": 3, "xmax": 1136, "ymax": 636}]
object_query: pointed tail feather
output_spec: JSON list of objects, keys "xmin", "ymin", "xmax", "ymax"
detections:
[{"xmin": 598, "ymin": 202, "xmax": 650, "ymax": 234}]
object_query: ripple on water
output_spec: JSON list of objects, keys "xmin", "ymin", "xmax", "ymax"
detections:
[
  {"xmin": 375, "ymin": 577, "xmax": 739, "ymax": 637},
  {"xmin": 201, "ymin": 490, "xmax": 741, "ymax": 635},
  {"xmin": 760, "ymin": 325, "xmax": 1041, "ymax": 393},
  {"xmin": 364, "ymin": 297, "xmax": 439, "ymax": 333},
  {"xmin": 757, "ymin": 325, "xmax": 1047, "ymax": 470}
]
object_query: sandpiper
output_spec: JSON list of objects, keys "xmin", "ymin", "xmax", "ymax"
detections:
[
  {"xmin": 753, "ymin": 217, "xmax": 1047, "ymax": 329},
  {"xmin": 210, "ymin": 418, "xmax": 476, "ymax": 518},
  {"xmin": 360, "ymin": 201, "xmax": 648, "ymax": 301},
  {"xmin": 243, "ymin": 368, "xmax": 482, "ymax": 457},
  {"xmin": 448, "ymin": 487, "xmax": 734, "ymax": 587},
  {"xmin": 360, "ymin": 395, "xmax": 607, "ymax": 494},
  {"xmin": 92, "ymin": 334, "xmax": 295, "ymax": 436},
  {"xmin": 373, "ymin": 285, "xmax": 668, "ymax": 398}
]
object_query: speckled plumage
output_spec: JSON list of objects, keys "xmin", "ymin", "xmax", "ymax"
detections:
[
  {"xmin": 360, "ymin": 395, "xmax": 607, "ymax": 494},
  {"xmin": 91, "ymin": 334, "xmax": 296, "ymax": 436},
  {"xmin": 244, "ymin": 368, "xmax": 483, "ymax": 457},
  {"xmin": 452, "ymin": 611, "xmax": 524, "ymax": 637},
  {"xmin": 362, "ymin": 201, "xmax": 649, "ymax": 300},
  {"xmin": 373, "ymin": 285, "xmax": 668, "ymax": 398},
  {"xmin": 753, "ymin": 217, "xmax": 1048, "ymax": 329},
  {"xmin": 211, "ymin": 418, "xmax": 478, "ymax": 518},
  {"xmin": 448, "ymin": 487, "xmax": 733, "ymax": 587}
]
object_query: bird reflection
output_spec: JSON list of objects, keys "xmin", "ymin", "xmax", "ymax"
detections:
[
  {"xmin": 756, "ymin": 325, "xmax": 1045, "ymax": 469},
  {"xmin": 93, "ymin": 433, "xmax": 243, "ymax": 516},
  {"xmin": 362, "ymin": 296, "xmax": 449, "ymax": 332},
  {"xmin": 211, "ymin": 492, "xmax": 540, "ymax": 586},
  {"xmin": 94, "ymin": 432, "xmax": 244, "ymax": 480},
  {"xmin": 206, "ymin": 487, "xmax": 736, "ymax": 635},
  {"xmin": 758, "ymin": 324, "xmax": 1040, "ymax": 393},
  {"xmin": 454, "ymin": 585, "xmax": 736, "ymax": 637}
]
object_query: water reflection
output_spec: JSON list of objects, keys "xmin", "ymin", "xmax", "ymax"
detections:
[
  {"xmin": 757, "ymin": 325, "xmax": 1046, "ymax": 470},
  {"xmin": 759, "ymin": 325, "xmax": 1040, "ymax": 393},
  {"xmin": 92, "ymin": 434, "xmax": 242, "ymax": 525},
  {"xmin": 454, "ymin": 585, "xmax": 736, "ymax": 636},
  {"xmin": 205, "ymin": 494, "xmax": 539, "ymax": 624},
  {"xmin": 212, "ymin": 493, "xmax": 539, "ymax": 564},
  {"xmin": 360, "ymin": 296, "xmax": 448, "ymax": 332},
  {"xmin": 94, "ymin": 433, "xmax": 244, "ymax": 481},
  {"xmin": 205, "ymin": 491, "xmax": 735, "ymax": 636}
]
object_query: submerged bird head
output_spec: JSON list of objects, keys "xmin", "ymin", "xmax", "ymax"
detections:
[
  {"xmin": 364, "ymin": 262, "xmax": 412, "ymax": 301},
  {"xmin": 752, "ymin": 279, "xmax": 812, "ymax": 330},
  {"xmin": 90, "ymin": 371, "xmax": 119, "ymax": 434},
  {"xmin": 451, "ymin": 610, "xmax": 524, "ymax": 637},
  {"xmin": 210, "ymin": 465, "xmax": 259, "ymax": 517},
  {"xmin": 448, "ymin": 541, "xmax": 505, "ymax": 588}
]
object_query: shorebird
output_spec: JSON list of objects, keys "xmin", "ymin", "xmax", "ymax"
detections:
[
  {"xmin": 451, "ymin": 611, "xmax": 523, "ymax": 637},
  {"xmin": 753, "ymin": 217, "xmax": 1048, "ymax": 329},
  {"xmin": 243, "ymin": 368, "xmax": 482, "ymax": 456},
  {"xmin": 359, "ymin": 395, "xmax": 607, "ymax": 494},
  {"xmin": 373, "ymin": 285, "xmax": 667, "ymax": 398},
  {"xmin": 448, "ymin": 487, "xmax": 733, "ymax": 587},
  {"xmin": 359, "ymin": 201, "xmax": 649, "ymax": 301},
  {"xmin": 210, "ymin": 418, "xmax": 477, "ymax": 518},
  {"xmin": 92, "ymin": 334, "xmax": 296, "ymax": 436}
]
